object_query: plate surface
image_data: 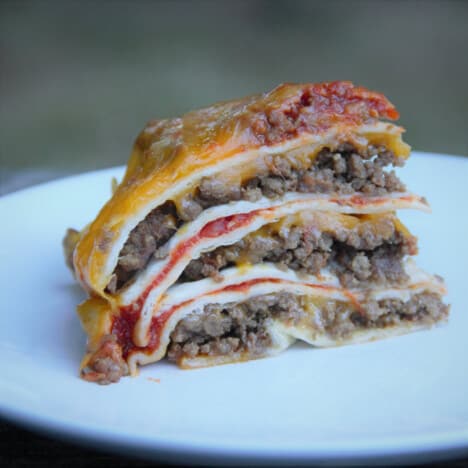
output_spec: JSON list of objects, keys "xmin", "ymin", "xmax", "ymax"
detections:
[{"xmin": 0, "ymin": 152, "xmax": 467, "ymax": 465}]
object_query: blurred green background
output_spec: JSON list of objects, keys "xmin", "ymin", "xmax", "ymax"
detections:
[{"xmin": 1, "ymin": 0, "xmax": 467, "ymax": 194}]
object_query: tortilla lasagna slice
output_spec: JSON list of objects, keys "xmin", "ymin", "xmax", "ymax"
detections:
[{"xmin": 64, "ymin": 81, "xmax": 448, "ymax": 384}]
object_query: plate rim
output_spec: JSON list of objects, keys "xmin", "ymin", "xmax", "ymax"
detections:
[{"xmin": 2, "ymin": 402, "xmax": 468, "ymax": 466}]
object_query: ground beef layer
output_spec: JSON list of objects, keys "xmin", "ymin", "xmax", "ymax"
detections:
[
  {"xmin": 109, "ymin": 144, "xmax": 406, "ymax": 292},
  {"xmin": 183, "ymin": 218, "xmax": 416, "ymax": 288},
  {"xmin": 167, "ymin": 291, "xmax": 448, "ymax": 364}
]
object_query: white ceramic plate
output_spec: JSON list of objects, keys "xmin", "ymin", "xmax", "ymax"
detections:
[{"xmin": 0, "ymin": 152, "xmax": 467, "ymax": 465}]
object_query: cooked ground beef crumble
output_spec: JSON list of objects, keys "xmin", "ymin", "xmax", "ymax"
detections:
[
  {"xmin": 167, "ymin": 291, "xmax": 448, "ymax": 363},
  {"xmin": 182, "ymin": 219, "xmax": 416, "ymax": 288}
]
